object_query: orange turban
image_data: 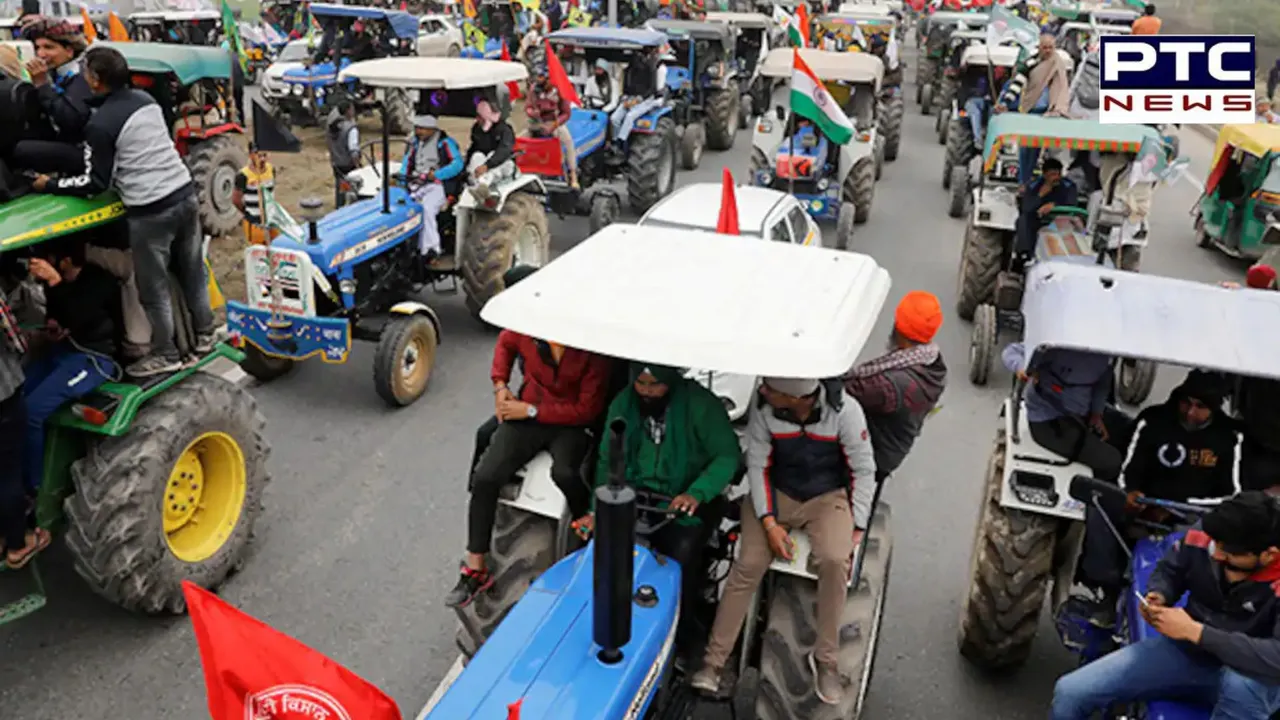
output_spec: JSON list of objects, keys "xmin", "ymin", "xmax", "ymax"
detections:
[{"xmin": 894, "ymin": 291, "xmax": 943, "ymax": 343}]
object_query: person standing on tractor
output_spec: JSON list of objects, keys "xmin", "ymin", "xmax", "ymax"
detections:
[
  {"xmin": 0, "ymin": 289, "xmax": 51, "ymax": 570},
  {"xmin": 693, "ymin": 377, "xmax": 876, "ymax": 705},
  {"xmin": 1051, "ymin": 491, "xmax": 1280, "ymax": 718},
  {"xmin": 327, "ymin": 99, "xmax": 361, "ymax": 208},
  {"xmin": 11, "ymin": 15, "xmax": 91, "ymax": 176},
  {"xmin": 843, "ymin": 291, "xmax": 947, "ymax": 501},
  {"xmin": 575, "ymin": 363, "xmax": 740, "ymax": 645},
  {"xmin": 463, "ymin": 97, "xmax": 516, "ymax": 202},
  {"xmin": 446, "ymin": 326, "xmax": 613, "ymax": 609},
  {"xmin": 32, "ymin": 46, "xmax": 218, "ymax": 378},
  {"xmin": 994, "ymin": 32, "xmax": 1070, "ymax": 189},
  {"xmin": 525, "ymin": 67, "xmax": 579, "ymax": 189},
  {"xmin": 1130, "ymin": 3, "xmax": 1161, "ymax": 34},
  {"xmin": 399, "ymin": 114, "xmax": 463, "ymax": 262},
  {"xmin": 233, "ymin": 143, "xmax": 278, "ymax": 247}
]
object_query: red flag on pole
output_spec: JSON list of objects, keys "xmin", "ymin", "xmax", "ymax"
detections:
[
  {"xmin": 500, "ymin": 40, "xmax": 524, "ymax": 100},
  {"xmin": 507, "ymin": 698, "xmax": 523, "ymax": 719},
  {"xmin": 545, "ymin": 39, "xmax": 581, "ymax": 107},
  {"xmin": 716, "ymin": 167, "xmax": 739, "ymax": 235},
  {"xmin": 183, "ymin": 582, "xmax": 403, "ymax": 720}
]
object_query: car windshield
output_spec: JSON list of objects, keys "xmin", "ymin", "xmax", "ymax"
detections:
[
  {"xmin": 279, "ymin": 41, "xmax": 310, "ymax": 62},
  {"xmin": 642, "ymin": 218, "xmax": 762, "ymax": 239},
  {"xmin": 1262, "ymin": 156, "xmax": 1280, "ymax": 194}
]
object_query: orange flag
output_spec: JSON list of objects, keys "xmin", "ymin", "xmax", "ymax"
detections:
[
  {"xmin": 507, "ymin": 698, "xmax": 522, "ymax": 719},
  {"xmin": 795, "ymin": 3, "xmax": 810, "ymax": 48},
  {"xmin": 544, "ymin": 39, "xmax": 580, "ymax": 107},
  {"xmin": 183, "ymin": 582, "xmax": 403, "ymax": 720},
  {"xmin": 716, "ymin": 168, "xmax": 739, "ymax": 235},
  {"xmin": 80, "ymin": 6, "xmax": 97, "ymax": 43},
  {"xmin": 463, "ymin": 0, "xmax": 477, "ymax": 19},
  {"xmin": 500, "ymin": 40, "xmax": 523, "ymax": 100},
  {"xmin": 108, "ymin": 12, "xmax": 130, "ymax": 41}
]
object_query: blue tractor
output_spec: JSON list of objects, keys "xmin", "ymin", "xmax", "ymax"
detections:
[
  {"xmin": 227, "ymin": 58, "xmax": 550, "ymax": 406},
  {"xmin": 277, "ymin": 4, "xmax": 418, "ymax": 134},
  {"xmin": 514, "ymin": 27, "xmax": 679, "ymax": 222},
  {"xmin": 423, "ymin": 223, "xmax": 896, "ymax": 720},
  {"xmin": 647, "ymin": 19, "xmax": 741, "ymax": 167}
]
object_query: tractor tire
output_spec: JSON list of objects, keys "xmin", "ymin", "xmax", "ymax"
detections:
[
  {"xmin": 836, "ymin": 202, "xmax": 856, "ymax": 250},
  {"xmin": 945, "ymin": 116, "xmax": 972, "ymax": 167},
  {"xmin": 187, "ymin": 136, "xmax": 247, "ymax": 237},
  {"xmin": 936, "ymin": 108, "xmax": 949, "ymax": 146},
  {"xmin": 958, "ymin": 434, "xmax": 1059, "ymax": 670},
  {"xmin": 456, "ymin": 502, "xmax": 558, "ymax": 659},
  {"xmin": 589, "ymin": 192, "xmax": 621, "ymax": 234},
  {"xmin": 63, "ymin": 374, "xmax": 269, "ymax": 614},
  {"xmin": 373, "ymin": 313, "xmax": 439, "ymax": 407},
  {"xmin": 916, "ymin": 60, "xmax": 935, "ymax": 106},
  {"xmin": 755, "ymin": 503, "xmax": 892, "ymax": 720},
  {"xmin": 627, "ymin": 117, "xmax": 678, "ymax": 213},
  {"xmin": 873, "ymin": 136, "xmax": 885, "ymax": 181},
  {"xmin": 919, "ymin": 83, "xmax": 933, "ymax": 115},
  {"xmin": 847, "ymin": 158, "xmax": 875, "ymax": 224},
  {"xmin": 705, "ymin": 89, "xmax": 739, "ymax": 151},
  {"xmin": 1115, "ymin": 358, "xmax": 1157, "ymax": 407},
  {"xmin": 880, "ymin": 94, "xmax": 903, "ymax": 162},
  {"xmin": 681, "ymin": 122, "xmax": 706, "ymax": 170},
  {"xmin": 942, "ymin": 156, "xmax": 953, "ymax": 190},
  {"xmin": 751, "ymin": 146, "xmax": 769, "ymax": 175},
  {"xmin": 969, "ymin": 303, "xmax": 997, "ymax": 386},
  {"xmin": 239, "ymin": 343, "xmax": 294, "ymax": 382},
  {"xmin": 385, "ymin": 88, "xmax": 413, "ymax": 136},
  {"xmin": 460, "ymin": 193, "xmax": 551, "ymax": 320},
  {"xmin": 955, "ymin": 221, "xmax": 1004, "ymax": 321},
  {"xmin": 937, "ymin": 79, "xmax": 956, "ymax": 120},
  {"xmin": 738, "ymin": 94, "xmax": 752, "ymax": 129},
  {"xmin": 947, "ymin": 166, "xmax": 969, "ymax": 218}
]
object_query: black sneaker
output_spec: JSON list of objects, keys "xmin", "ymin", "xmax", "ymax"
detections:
[{"xmin": 444, "ymin": 564, "xmax": 493, "ymax": 609}]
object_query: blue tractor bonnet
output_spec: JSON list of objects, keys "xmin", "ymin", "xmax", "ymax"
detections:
[{"xmin": 307, "ymin": 2, "xmax": 420, "ymax": 39}]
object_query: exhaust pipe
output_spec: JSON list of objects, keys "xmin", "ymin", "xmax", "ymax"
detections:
[{"xmin": 593, "ymin": 419, "xmax": 635, "ymax": 664}]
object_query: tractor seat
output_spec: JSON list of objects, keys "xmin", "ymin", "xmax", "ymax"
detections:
[{"xmin": 1034, "ymin": 215, "xmax": 1092, "ymax": 263}]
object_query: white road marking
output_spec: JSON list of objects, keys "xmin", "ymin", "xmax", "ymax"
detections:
[{"xmin": 415, "ymin": 655, "xmax": 465, "ymax": 720}]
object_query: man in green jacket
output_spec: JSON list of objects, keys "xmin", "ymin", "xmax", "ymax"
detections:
[{"xmin": 574, "ymin": 363, "xmax": 740, "ymax": 626}]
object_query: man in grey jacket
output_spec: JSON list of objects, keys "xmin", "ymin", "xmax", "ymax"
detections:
[
  {"xmin": 692, "ymin": 377, "xmax": 875, "ymax": 706},
  {"xmin": 34, "ymin": 46, "xmax": 215, "ymax": 377}
]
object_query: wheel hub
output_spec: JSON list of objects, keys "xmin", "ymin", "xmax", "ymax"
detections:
[
  {"xmin": 402, "ymin": 338, "xmax": 421, "ymax": 378},
  {"xmin": 212, "ymin": 162, "xmax": 237, "ymax": 215},
  {"xmin": 164, "ymin": 432, "xmax": 248, "ymax": 563}
]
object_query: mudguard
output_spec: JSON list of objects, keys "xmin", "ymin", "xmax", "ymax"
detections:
[
  {"xmin": 972, "ymin": 186, "xmax": 1019, "ymax": 231},
  {"xmin": 423, "ymin": 544, "xmax": 680, "ymax": 720},
  {"xmin": 629, "ymin": 105, "xmax": 674, "ymax": 135},
  {"xmin": 389, "ymin": 301, "xmax": 443, "ymax": 339},
  {"xmin": 453, "ymin": 176, "xmax": 547, "ymax": 248},
  {"xmin": 998, "ymin": 398, "xmax": 1093, "ymax": 522}
]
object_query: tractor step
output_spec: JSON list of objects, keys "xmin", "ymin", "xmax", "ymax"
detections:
[
  {"xmin": 0, "ymin": 559, "xmax": 47, "ymax": 626},
  {"xmin": 429, "ymin": 255, "xmax": 459, "ymax": 295}
]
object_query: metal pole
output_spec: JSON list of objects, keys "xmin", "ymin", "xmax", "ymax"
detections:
[{"xmin": 608, "ymin": 0, "xmax": 616, "ymax": 27}]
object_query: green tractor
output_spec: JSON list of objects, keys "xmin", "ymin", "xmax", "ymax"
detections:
[{"xmin": 0, "ymin": 192, "xmax": 270, "ymax": 624}]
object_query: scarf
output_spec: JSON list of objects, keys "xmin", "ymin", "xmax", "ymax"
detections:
[
  {"xmin": 1020, "ymin": 51, "xmax": 1070, "ymax": 114},
  {"xmin": 849, "ymin": 343, "xmax": 939, "ymax": 379},
  {"xmin": 607, "ymin": 363, "xmax": 692, "ymax": 486}
]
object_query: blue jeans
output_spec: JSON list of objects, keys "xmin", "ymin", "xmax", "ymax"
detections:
[
  {"xmin": 964, "ymin": 96, "xmax": 986, "ymax": 146},
  {"xmin": 22, "ymin": 347, "xmax": 115, "ymax": 492},
  {"xmin": 1051, "ymin": 636, "xmax": 1280, "ymax": 720}
]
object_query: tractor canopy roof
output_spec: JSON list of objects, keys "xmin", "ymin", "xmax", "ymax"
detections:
[
  {"xmin": 950, "ymin": 28, "xmax": 986, "ymax": 42},
  {"xmin": 1079, "ymin": 7, "xmax": 1139, "ymax": 24},
  {"xmin": 832, "ymin": 5, "xmax": 893, "ymax": 19},
  {"xmin": 100, "ymin": 42, "xmax": 233, "ymax": 83},
  {"xmin": 1019, "ymin": 262, "xmax": 1280, "ymax": 381},
  {"xmin": 339, "ymin": 57, "xmax": 526, "ymax": 89},
  {"xmin": 308, "ymin": 3, "xmax": 420, "ymax": 38},
  {"xmin": 0, "ymin": 193, "xmax": 124, "ymax": 254},
  {"xmin": 547, "ymin": 27, "xmax": 668, "ymax": 50},
  {"xmin": 982, "ymin": 114, "xmax": 1158, "ymax": 171},
  {"xmin": 704, "ymin": 11, "xmax": 774, "ymax": 28},
  {"xmin": 647, "ymin": 19, "xmax": 735, "ymax": 45},
  {"xmin": 960, "ymin": 45, "xmax": 1071, "ymax": 68},
  {"xmin": 1212, "ymin": 124, "xmax": 1280, "ymax": 162},
  {"xmin": 129, "ymin": 10, "xmax": 222, "ymax": 22},
  {"xmin": 481, "ymin": 223, "xmax": 890, "ymax": 379},
  {"xmin": 926, "ymin": 11, "xmax": 988, "ymax": 26},
  {"xmin": 1059, "ymin": 21, "xmax": 1131, "ymax": 34},
  {"xmin": 760, "ymin": 48, "xmax": 884, "ymax": 85}
]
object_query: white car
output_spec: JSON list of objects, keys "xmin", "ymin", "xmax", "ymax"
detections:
[
  {"xmin": 417, "ymin": 15, "xmax": 464, "ymax": 57},
  {"xmin": 638, "ymin": 182, "xmax": 823, "ymax": 247},
  {"xmin": 260, "ymin": 39, "xmax": 313, "ymax": 108}
]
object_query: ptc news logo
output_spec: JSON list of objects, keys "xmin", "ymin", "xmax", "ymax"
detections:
[{"xmin": 1100, "ymin": 35, "xmax": 1256, "ymax": 124}]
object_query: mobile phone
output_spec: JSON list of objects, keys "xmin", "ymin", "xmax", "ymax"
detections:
[{"xmin": 1135, "ymin": 590, "xmax": 1150, "ymax": 609}]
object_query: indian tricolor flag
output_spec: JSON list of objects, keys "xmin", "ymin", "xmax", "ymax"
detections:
[
  {"xmin": 774, "ymin": 4, "xmax": 808, "ymax": 47},
  {"xmin": 790, "ymin": 52, "xmax": 854, "ymax": 145}
]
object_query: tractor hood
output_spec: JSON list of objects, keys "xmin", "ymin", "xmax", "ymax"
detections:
[
  {"xmin": 0, "ymin": 193, "xmax": 125, "ymax": 253},
  {"xmin": 282, "ymin": 58, "xmax": 351, "ymax": 85},
  {"xmin": 425, "ymin": 544, "xmax": 680, "ymax": 720},
  {"xmin": 271, "ymin": 188, "xmax": 422, "ymax": 273}
]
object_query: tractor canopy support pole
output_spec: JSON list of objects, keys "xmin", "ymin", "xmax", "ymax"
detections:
[
  {"xmin": 608, "ymin": 0, "xmax": 617, "ymax": 27},
  {"xmin": 593, "ymin": 419, "xmax": 635, "ymax": 664},
  {"xmin": 381, "ymin": 99, "xmax": 391, "ymax": 215}
]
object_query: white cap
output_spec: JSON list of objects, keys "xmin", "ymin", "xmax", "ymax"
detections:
[{"xmin": 413, "ymin": 114, "xmax": 439, "ymax": 129}]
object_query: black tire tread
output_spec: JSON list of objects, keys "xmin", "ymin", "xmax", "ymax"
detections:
[
  {"xmin": 187, "ymin": 136, "xmax": 248, "ymax": 237},
  {"xmin": 956, "ymin": 222, "xmax": 1004, "ymax": 321},
  {"xmin": 881, "ymin": 95, "xmax": 903, "ymax": 161},
  {"xmin": 372, "ymin": 314, "xmax": 438, "ymax": 407},
  {"xmin": 705, "ymin": 89, "xmax": 739, "ymax": 151},
  {"xmin": 460, "ymin": 193, "xmax": 550, "ymax": 319},
  {"xmin": 627, "ymin": 117, "xmax": 677, "ymax": 213},
  {"xmin": 848, "ymin": 159, "xmax": 875, "ymax": 225}
]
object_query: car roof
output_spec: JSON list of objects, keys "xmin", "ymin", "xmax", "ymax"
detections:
[
  {"xmin": 640, "ymin": 183, "xmax": 793, "ymax": 235},
  {"xmin": 339, "ymin": 57, "xmax": 526, "ymax": 89},
  {"xmin": 308, "ymin": 3, "xmax": 420, "ymax": 37},
  {"xmin": 760, "ymin": 48, "xmax": 884, "ymax": 84},
  {"xmin": 547, "ymin": 26, "xmax": 668, "ymax": 49},
  {"xmin": 1020, "ymin": 262, "xmax": 1280, "ymax": 381},
  {"xmin": 1214, "ymin": 124, "xmax": 1280, "ymax": 160},
  {"xmin": 704, "ymin": 11, "xmax": 773, "ymax": 28},
  {"xmin": 101, "ymin": 41, "xmax": 233, "ymax": 83},
  {"xmin": 647, "ymin": 19, "xmax": 735, "ymax": 41},
  {"xmin": 982, "ymin": 113, "xmax": 1158, "ymax": 169},
  {"xmin": 481, "ymin": 223, "xmax": 891, "ymax": 379}
]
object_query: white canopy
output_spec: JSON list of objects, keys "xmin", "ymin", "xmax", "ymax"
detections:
[
  {"xmin": 1020, "ymin": 262, "xmax": 1280, "ymax": 381},
  {"xmin": 704, "ymin": 11, "xmax": 773, "ymax": 28},
  {"xmin": 339, "ymin": 57, "xmax": 527, "ymax": 89},
  {"xmin": 480, "ymin": 224, "xmax": 891, "ymax": 379},
  {"xmin": 760, "ymin": 48, "xmax": 884, "ymax": 84}
]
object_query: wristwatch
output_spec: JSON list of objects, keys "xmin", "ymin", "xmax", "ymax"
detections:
[{"xmin": 527, "ymin": 405, "xmax": 538, "ymax": 419}]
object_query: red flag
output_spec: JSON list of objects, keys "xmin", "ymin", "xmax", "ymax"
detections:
[
  {"xmin": 501, "ymin": 40, "xmax": 524, "ymax": 99},
  {"xmin": 183, "ymin": 582, "xmax": 403, "ymax": 720},
  {"xmin": 545, "ymin": 39, "xmax": 581, "ymax": 107},
  {"xmin": 716, "ymin": 168, "xmax": 739, "ymax": 235},
  {"xmin": 507, "ymin": 698, "xmax": 522, "ymax": 719}
]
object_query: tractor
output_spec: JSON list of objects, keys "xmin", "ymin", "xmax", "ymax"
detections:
[
  {"xmin": 647, "ymin": 19, "xmax": 742, "ymax": 164},
  {"xmin": 127, "ymin": 9, "xmax": 223, "ymax": 46},
  {"xmin": 704, "ymin": 11, "xmax": 777, "ymax": 130}
]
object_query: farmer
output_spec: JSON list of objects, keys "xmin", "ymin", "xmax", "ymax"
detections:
[{"xmin": 399, "ymin": 114, "xmax": 463, "ymax": 261}]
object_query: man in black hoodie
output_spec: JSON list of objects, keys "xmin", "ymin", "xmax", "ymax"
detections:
[
  {"xmin": 1073, "ymin": 370, "xmax": 1243, "ymax": 623},
  {"xmin": 1052, "ymin": 492, "xmax": 1280, "ymax": 718}
]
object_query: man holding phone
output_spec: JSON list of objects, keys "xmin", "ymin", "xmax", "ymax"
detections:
[
  {"xmin": 1051, "ymin": 492, "xmax": 1280, "ymax": 718},
  {"xmin": 1012, "ymin": 157, "xmax": 1077, "ymax": 271}
]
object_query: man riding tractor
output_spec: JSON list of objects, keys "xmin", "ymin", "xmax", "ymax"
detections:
[{"xmin": 647, "ymin": 19, "xmax": 742, "ymax": 163}]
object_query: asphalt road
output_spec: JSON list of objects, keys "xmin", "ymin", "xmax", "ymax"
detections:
[{"xmin": 0, "ymin": 58, "xmax": 1250, "ymax": 720}]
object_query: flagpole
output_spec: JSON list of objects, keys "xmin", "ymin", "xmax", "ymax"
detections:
[{"xmin": 787, "ymin": 102, "xmax": 795, "ymax": 199}]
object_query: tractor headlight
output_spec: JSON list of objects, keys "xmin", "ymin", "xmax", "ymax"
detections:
[
  {"xmin": 817, "ymin": 178, "xmax": 830, "ymax": 191},
  {"xmin": 755, "ymin": 169, "xmax": 773, "ymax": 185},
  {"xmin": 339, "ymin": 278, "xmax": 357, "ymax": 295},
  {"xmin": 758, "ymin": 119, "xmax": 773, "ymax": 133},
  {"xmin": 291, "ymin": 84, "xmax": 304, "ymax": 96}
]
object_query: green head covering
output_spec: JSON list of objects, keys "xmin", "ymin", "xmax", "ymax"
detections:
[{"xmin": 615, "ymin": 362, "xmax": 691, "ymax": 487}]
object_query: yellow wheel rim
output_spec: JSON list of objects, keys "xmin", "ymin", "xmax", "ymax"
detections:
[{"xmin": 163, "ymin": 432, "xmax": 247, "ymax": 564}]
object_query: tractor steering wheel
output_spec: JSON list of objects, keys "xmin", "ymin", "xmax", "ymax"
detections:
[{"xmin": 634, "ymin": 489, "xmax": 681, "ymax": 537}]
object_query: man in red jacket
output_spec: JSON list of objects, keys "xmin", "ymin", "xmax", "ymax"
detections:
[{"xmin": 446, "ymin": 319, "xmax": 613, "ymax": 608}]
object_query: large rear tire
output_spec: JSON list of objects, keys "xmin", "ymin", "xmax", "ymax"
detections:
[
  {"xmin": 945, "ymin": 117, "xmax": 974, "ymax": 175},
  {"xmin": 755, "ymin": 504, "xmax": 892, "ymax": 720},
  {"xmin": 460, "ymin": 193, "xmax": 551, "ymax": 319},
  {"xmin": 848, "ymin": 158, "xmax": 875, "ymax": 224},
  {"xmin": 187, "ymin": 136, "xmax": 248, "ymax": 237},
  {"xmin": 969, "ymin": 303, "xmax": 996, "ymax": 386},
  {"xmin": 705, "ymin": 88, "xmax": 739, "ymax": 151},
  {"xmin": 880, "ymin": 93, "xmax": 903, "ymax": 162},
  {"xmin": 956, "ymin": 221, "xmax": 1005, "ymax": 322},
  {"xmin": 627, "ymin": 117, "xmax": 678, "ymax": 213},
  {"xmin": 385, "ymin": 88, "xmax": 413, "ymax": 136},
  {"xmin": 1115, "ymin": 358, "xmax": 1157, "ymax": 407},
  {"xmin": 948, "ymin": 166, "xmax": 969, "ymax": 219},
  {"xmin": 63, "ymin": 375, "xmax": 269, "ymax": 614},
  {"xmin": 958, "ymin": 434, "xmax": 1059, "ymax": 670},
  {"xmin": 456, "ymin": 501, "xmax": 558, "ymax": 660}
]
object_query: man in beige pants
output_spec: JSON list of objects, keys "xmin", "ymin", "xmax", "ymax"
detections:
[{"xmin": 690, "ymin": 376, "xmax": 877, "ymax": 706}]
